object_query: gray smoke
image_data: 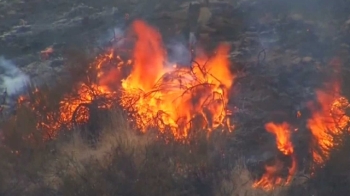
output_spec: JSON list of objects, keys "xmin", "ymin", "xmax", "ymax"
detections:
[
  {"xmin": 101, "ymin": 25, "xmax": 193, "ymax": 67},
  {"xmin": 0, "ymin": 56, "xmax": 30, "ymax": 95},
  {"xmin": 97, "ymin": 26, "xmax": 125, "ymax": 48},
  {"xmin": 166, "ymin": 40, "xmax": 192, "ymax": 66},
  {"xmin": 110, "ymin": 27, "xmax": 127, "ymax": 48}
]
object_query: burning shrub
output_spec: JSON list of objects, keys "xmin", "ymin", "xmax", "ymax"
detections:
[
  {"xmin": 12, "ymin": 20, "xmax": 235, "ymax": 143},
  {"xmin": 120, "ymin": 20, "xmax": 235, "ymax": 140},
  {"xmin": 310, "ymin": 131, "xmax": 350, "ymax": 195},
  {"xmin": 307, "ymin": 81, "xmax": 350, "ymax": 170},
  {"xmin": 15, "ymin": 48, "xmax": 121, "ymax": 141},
  {"xmin": 287, "ymin": 130, "xmax": 350, "ymax": 196}
]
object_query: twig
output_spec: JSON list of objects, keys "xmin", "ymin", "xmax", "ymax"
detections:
[{"xmin": 71, "ymin": 103, "xmax": 91, "ymax": 126}]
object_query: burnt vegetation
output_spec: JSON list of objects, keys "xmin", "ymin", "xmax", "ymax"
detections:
[{"xmin": 1, "ymin": 0, "xmax": 350, "ymax": 195}]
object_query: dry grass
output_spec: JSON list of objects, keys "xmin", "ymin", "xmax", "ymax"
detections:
[
  {"xmin": 2, "ymin": 85, "xmax": 350, "ymax": 195},
  {"xmin": 216, "ymin": 158, "xmax": 292, "ymax": 196}
]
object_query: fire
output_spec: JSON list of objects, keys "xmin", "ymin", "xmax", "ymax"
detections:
[
  {"xmin": 297, "ymin": 110, "xmax": 301, "ymax": 118},
  {"xmin": 58, "ymin": 83, "xmax": 117, "ymax": 127},
  {"xmin": 253, "ymin": 122, "xmax": 297, "ymax": 191},
  {"xmin": 120, "ymin": 20, "xmax": 234, "ymax": 139},
  {"xmin": 307, "ymin": 57, "xmax": 350, "ymax": 167},
  {"xmin": 17, "ymin": 51, "xmax": 118, "ymax": 139},
  {"xmin": 16, "ymin": 20, "xmax": 234, "ymax": 140},
  {"xmin": 307, "ymin": 82, "xmax": 350, "ymax": 167},
  {"xmin": 265, "ymin": 122, "xmax": 294, "ymax": 155},
  {"xmin": 9, "ymin": 19, "xmax": 350, "ymax": 192},
  {"xmin": 126, "ymin": 20, "xmax": 166, "ymax": 92}
]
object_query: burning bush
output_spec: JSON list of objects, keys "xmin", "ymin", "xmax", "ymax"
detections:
[
  {"xmin": 120, "ymin": 20, "xmax": 234, "ymax": 140},
  {"xmin": 304, "ymin": 61, "xmax": 350, "ymax": 173},
  {"xmin": 16, "ymin": 54, "xmax": 119, "ymax": 140},
  {"xmin": 14, "ymin": 20, "xmax": 235, "ymax": 142},
  {"xmin": 307, "ymin": 85, "xmax": 350, "ymax": 168}
]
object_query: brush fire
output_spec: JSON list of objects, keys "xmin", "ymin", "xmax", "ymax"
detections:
[
  {"xmin": 7, "ymin": 20, "xmax": 350, "ymax": 191},
  {"xmin": 307, "ymin": 81, "xmax": 350, "ymax": 168},
  {"xmin": 252, "ymin": 122, "xmax": 297, "ymax": 191},
  {"xmin": 120, "ymin": 20, "xmax": 234, "ymax": 139}
]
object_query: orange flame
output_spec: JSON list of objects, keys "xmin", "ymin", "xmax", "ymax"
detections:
[
  {"xmin": 253, "ymin": 122, "xmax": 297, "ymax": 191},
  {"xmin": 128, "ymin": 20, "xmax": 166, "ymax": 92},
  {"xmin": 17, "ymin": 52, "xmax": 118, "ymax": 139},
  {"xmin": 265, "ymin": 122, "xmax": 294, "ymax": 155},
  {"xmin": 307, "ymin": 81, "xmax": 350, "ymax": 167},
  {"xmin": 120, "ymin": 20, "xmax": 234, "ymax": 139},
  {"xmin": 16, "ymin": 20, "xmax": 234, "ymax": 140},
  {"xmin": 307, "ymin": 57, "xmax": 350, "ymax": 167}
]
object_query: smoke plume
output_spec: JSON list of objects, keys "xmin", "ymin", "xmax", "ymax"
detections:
[{"xmin": 0, "ymin": 56, "xmax": 30, "ymax": 95}]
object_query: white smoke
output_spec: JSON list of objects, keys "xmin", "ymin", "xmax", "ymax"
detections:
[
  {"xmin": 166, "ymin": 40, "xmax": 192, "ymax": 66},
  {"xmin": 0, "ymin": 56, "xmax": 30, "ymax": 95},
  {"xmin": 111, "ymin": 27, "xmax": 127, "ymax": 48},
  {"xmin": 101, "ymin": 25, "xmax": 193, "ymax": 67}
]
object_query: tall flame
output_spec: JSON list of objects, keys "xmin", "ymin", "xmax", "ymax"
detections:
[
  {"xmin": 307, "ymin": 81, "xmax": 350, "ymax": 167},
  {"xmin": 253, "ymin": 122, "xmax": 297, "ymax": 191},
  {"xmin": 120, "ymin": 20, "xmax": 234, "ymax": 139},
  {"xmin": 126, "ymin": 20, "xmax": 166, "ymax": 91},
  {"xmin": 307, "ymin": 57, "xmax": 350, "ymax": 168},
  {"xmin": 265, "ymin": 122, "xmax": 294, "ymax": 155},
  {"xmin": 17, "ymin": 20, "xmax": 234, "ymax": 141}
]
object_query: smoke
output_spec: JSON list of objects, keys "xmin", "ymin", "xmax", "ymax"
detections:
[
  {"xmin": 98, "ymin": 27, "xmax": 125, "ymax": 47},
  {"xmin": 0, "ymin": 56, "xmax": 30, "ymax": 95},
  {"xmin": 110, "ymin": 27, "xmax": 127, "ymax": 48},
  {"xmin": 101, "ymin": 22, "xmax": 193, "ymax": 67},
  {"xmin": 166, "ymin": 39, "xmax": 192, "ymax": 66}
]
